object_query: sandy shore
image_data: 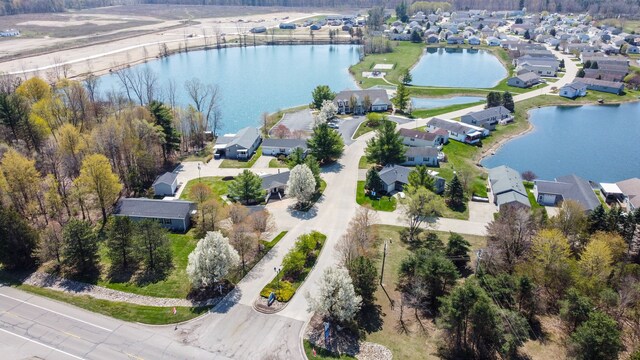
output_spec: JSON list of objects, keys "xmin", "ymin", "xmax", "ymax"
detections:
[{"xmin": 1, "ymin": 11, "xmax": 316, "ymax": 80}]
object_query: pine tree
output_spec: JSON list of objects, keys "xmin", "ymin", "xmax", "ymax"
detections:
[
  {"xmin": 365, "ymin": 168, "xmax": 383, "ymax": 193},
  {"xmin": 365, "ymin": 120, "xmax": 405, "ymax": 166},
  {"xmin": 486, "ymin": 91, "xmax": 502, "ymax": 108},
  {"xmin": 311, "ymin": 85, "xmax": 335, "ymax": 109},
  {"xmin": 502, "ymin": 91, "xmax": 515, "ymax": 112},
  {"xmin": 0, "ymin": 205, "xmax": 38, "ymax": 270},
  {"xmin": 348, "ymin": 256, "xmax": 377, "ymax": 303},
  {"xmin": 392, "ymin": 83, "xmax": 410, "ymax": 112},
  {"xmin": 446, "ymin": 233, "xmax": 471, "ymax": 272},
  {"xmin": 63, "ymin": 219, "xmax": 99, "ymax": 277},
  {"xmin": 227, "ymin": 170, "xmax": 265, "ymax": 205},
  {"xmin": 308, "ymin": 122, "xmax": 344, "ymax": 163},
  {"xmin": 148, "ymin": 100, "xmax": 180, "ymax": 161},
  {"xmin": 105, "ymin": 216, "xmax": 136, "ymax": 271},
  {"xmin": 446, "ymin": 174, "xmax": 465, "ymax": 210},
  {"xmin": 401, "ymin": 69, "xmax": 413, "ymax": 85}
]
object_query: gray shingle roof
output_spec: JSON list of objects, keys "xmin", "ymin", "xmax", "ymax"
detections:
[
  {"xmin": 488, "ymin": 165, "xmax": 530, "ymax": 208},
  {"xmin": 535, "ymin": 174, "xmax": 600, "ymax": 211},
  {"xmin": 262, "ymin": 139, "xmax": 308, "ymax": 150},
  {"xmin": 378, "ymin": 165, "xmax": 411, "ymax": 187},
  {"xmin": 334, "ymin": 89, "xmax": 390, "ymax": 106},
  {"xmin": 466, "ymin": 106, "xmax": 511, "ymax": 122},
  {"xmin": 114, "ymin": 199, "xmax": 195, "ymax": 219},
  {"xmin": 261, "ymin": 171, "xmax": 291, "ymax": 190},
  {"xmin": 513, "ymin": 71, "xmax": 540, "ymax": 82},
  {"xmin": 229, "ymin": 127, "xmax": 261, "ymax": 149},
  {"xmin": 427, "ymin": 117, "xmax": 483, "ymax": 135},
  {"xmin": 404, "ymin": 146, "xmax": 439, "ymax": 158},
  {"xmin": 152, "ymin": 172, "xmax": 177, "ymax": 186},
  {"xmin": 398, "ymin": 128, "xmax": 441, "ymax": 141}
]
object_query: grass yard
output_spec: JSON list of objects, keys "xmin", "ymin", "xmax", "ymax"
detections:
[
  {"xmin": 304, "ymin": 340, "xmax": 355, "ymax": 359},
  {"xmin": 98, "ymin": 233, "xmax": 197, "ymax": 299},
  {"xmin": 13, "ymin": 284, "xmax": 208, "ymax": 324},
  {"xmin": 365, "ymin": 225, "xmax": 487, "ymax": 359},
  {"xmin": 356, "ymin": 181, "xmax": 397, "ymax": 212},
  {"xmin": 359, "ymin": 156, "xmax": 373, "ymax": 169},
  {"xmin": 268, "ymin": 158, "xmax": 288, "ymax": 168},
  {"xmin": 439, "ymin": 140, "xmax": 488, "ymax": 198},
  {"xmin": 410, "ymin": 101, "xmax": 485, "ymax": 119},
  {"xmin": 353, "ymin": 119, "xmax": 392, "ymax": 139},
  {"xmin": 524, "ymin": 182, "xmax": 542, "ymax": 210},
  {"xmin": 180, "ymin": 143, "xmax": 213, "ymax": 163},
  {"xmin": 180, "ymin": 176, "xmax": 231, "ymax": 202},
  {"xmin": 220, "ymin": 147, "xmax": 262, "ymax": 168},
  {"xmin": 349, "ymin": 42, "xmax": 425, "ymax": 88}
]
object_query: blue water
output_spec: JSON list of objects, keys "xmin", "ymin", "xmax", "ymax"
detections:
[
  {"xmin": 481, "ymin": 103, "xmax": 640, "ymax": 182},
  {"xmin": 98, "ymin": 45, "xmax": 359, "ymax": 133},
  {"xmin": 411, "ymin": 48, "xmax": 507, "ymax": 88},
  {"xmin": 411, "ymin": 96, "xmax": 485, "ymax": 109}
]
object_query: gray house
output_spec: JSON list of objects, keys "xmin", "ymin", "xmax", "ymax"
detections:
[
  {"xmin": 214, "ymin": 127, "xmax": 262, "ymax": 160},
  {"xmin": 534, "ymin": 174, "xmax": 600, "ymax": 212},
  {"xmin": 378, "ymin": 165, "xmax": 445, "ymax": 194},
  {"xmin": 461, "ymin": 106, "xmax": 512, "ymax": 131},
  {"xmin": 403, "ymin": 147, "xmax": 439, "ymax": 167},
  {"xmin": 507, "ymin": 71, "xmax": 541, "ymax": 88},
  {"xmin": 262, "ymin": 139, "xmax": 307, "ymax": 156},
  {"xmin": 580, "ymin": 78, "xmax": 625, "ymax": 95},
  {"xmin": 113, "ymin": 198, "xmax": 196, "ymax": 232},
  {"xmin": 152, "ymin": 172, "xmax": 178, "ymax": 197},
  {"xmin": 261, "ymin": 171, "xmax": 291, "ymax": 202},
  {"xmin": 488, "ymin": 166, "xmax": 530, "ymax": 209},
  {"xmin": 334, "ymin": 89, "xmax": 391, "ymax": 115}
]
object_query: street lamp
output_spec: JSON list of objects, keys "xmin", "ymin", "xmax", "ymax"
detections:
[
  {"xmin": 274, "ymin": 267, "xmax": 281, "ymax": 293},
  {"xmin": 197, "ymin": 162, "xmax": 201, "ymax": 181}
]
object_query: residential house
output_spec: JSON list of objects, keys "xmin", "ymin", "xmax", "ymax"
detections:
[
  {"xmin": 403, "ymin": 147, "xmax": 440, "ymax": 167},
  {"xmin": 507, "ymin": 71, "xmax": 541, "ymax": 88},
  {"xmin": 378, "ymin": 165, "xmax": 445, "ymax": 194},
  {"xmin": 113, "ymin": 198, "xmax": 196, "ymax": 232},
  {"xmin": 213, "ymin": 127, "xmax": 262, "ymax": 160},
  {"xmin": 333, "ymin": 89, "xmax": 391, "ymax": 115},
  {"xmin": 559, "ymin": 82, "xmax": 587, "ymax": 99},
  {"xmin": 533, "ymin": 174, "xmax": 601, "ymax": 211},
  {"xmin": 260, "ymin": 171, "xmax": 290, "ymax": 202},
  {"xmin": 425, "ymin": 117, "xmax": 487, "ymax": 144},
  {"xmin": 250, "ymin": 26, "xmax": 267, "ymax": 33},
  {"xmin": 615, "ymin": 178, "xmax": 640, "ymax": 211},
  {"xmin": 580, "ymin": 78, "xmax": 625, "ymax": 95},
  {"xmin": 461, "ymin": 106, "xmax": 512, "ymax": 131},
  {"xmin": 279, "ymin": 23, "xmax": 297, "ymax": 30},
  {"xmin": 152, "ymin": 172, "xmax": 178, "ymax": 197},
  {"xmin": 398, "ymin": 128, "xmax": 447, "ymax": 148},
  {"xmin": 517, "ymin": 62, "xmax": 557, "ymax": 76},
  {"xmin": 468, "ymin": 36, "xmax": 481, "ymax": 45},
  {"xmin": 310, "ymin": 23, "xmax": 322, "ymax": 30},
  {"xmin": 447, "ymin": 36, "xmax": 465, "ymax": 44},
  {"xmin": 486, "ymin": 36, "xmax": 501, "ymax": 46},
  {"xmin": 262, "ymin": 139, "xmax": 307, "ymax": 156},
  {"xmin": 426, "ymin": 34, "xmax": 439, "ymax": 44},
  {"xmin": 0, "ymin": 29, "xmax": 19, "ymax": 37},
  {"xmin": 487, "ymin": 165, "xmax": 531, "ymax": 209}
]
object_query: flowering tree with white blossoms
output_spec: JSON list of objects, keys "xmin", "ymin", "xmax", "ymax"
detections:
[
  {"xmin": 313, "ymin": 100, "xmax": 338, "ymax": 126},
  {"xmin": 186, "ymin": 231, "xmax": 240, "ymax": 288},
  {"xmin": 286, "ymin": 164, "xmax": 316, "ymax": 207},
  {"xmin": 308, "ymin": 267, "xmax": 362, "ymax": 323}
]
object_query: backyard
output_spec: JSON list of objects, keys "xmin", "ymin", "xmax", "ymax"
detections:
[
  {"xmin": 180, "ymin": 176, "xmax": 232, "ymax": 202},
  {"xmin": 356, "ymin": 181, "xmax": 397, "ymax": 212},
  {"xmin": 220, "ymin": 147, "xmax": 263, "ymax": 168}
]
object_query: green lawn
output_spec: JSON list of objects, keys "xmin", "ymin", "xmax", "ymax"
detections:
[
  {"xmin": 353, "ymin": 119, "xmax": 392, "ymax": 139},
  {"xmin": 358, "ymin": 156, "xmax": 373, "ymax": 169},
  {"xmin": 524, "ymin": 182, "xmax": 542, "ymax": 210},
  {"xmin": 98, "ymin": 233, "xmax": 197, "ymax": 298},
  {"xmin": 220, "ymin": 147, "xmax": 262, "ymax": 168},
  {"xmin": 411, "ymin": 101, "xmax": 485, "ymax": 119},
  {"xmin": 304, "ymin": 340, "xmax": 356, "ymax": 359},
  {"xmin": 439, "ymin": 140, "xmax": 488, "ymax": 198},
  {"xmin": 180, "ymin": 176, "xmax": 231, "ymax": 201},
  {"xmin": 268, "ymin": 158, "xmax": 288, "ymax": 168},
  {"xmin": 365, "ymin": 225, "xmax": 487, "ymax": 359},
  {"xmin": 349, "ymin": 42, "xmax": 425, "ymax": 88},
  {"xmin": 594, "ymin": 189, "xmax": 606, "ymax": 206},
  {"xmin": 356, "ymin": 181, "xmax": 397, "ymax": 212},
  {"xmin": 180, "ymin": 143, "xmax": 213, "ymax": 163}
]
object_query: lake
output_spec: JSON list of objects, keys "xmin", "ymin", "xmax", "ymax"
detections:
[
  {"xmin": 98, "ymin": 45, "xmax": 360, "ymax": 133},
  {"xmin": 411, "ymin": 96, "xmax": 484, "ymax": 109},
  {"xmin": 481, "ymin": 103, "xmax": 640, "ymax": 182},
  {"xmin": 410, "ymin": 48, "xmax": 507, "ymax": 88}
]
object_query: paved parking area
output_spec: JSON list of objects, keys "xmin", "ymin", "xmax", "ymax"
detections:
[{"xmin": 272, "ymin": 109, "xmax": 314, "ymax": 134}]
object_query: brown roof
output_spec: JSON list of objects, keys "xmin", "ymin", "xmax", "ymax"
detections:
[{"xmin": 616, "ymin": 178, "xmax": 640, "ymax": 209}]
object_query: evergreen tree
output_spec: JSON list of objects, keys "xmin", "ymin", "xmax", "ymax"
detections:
[
  {"xmin": 410, "ymin": 30, "xmax": 423, "ymax": 43},
  {"xmin": 590, "ymin": 61, "xmax": 599, "ymax": 69},
  {"xmin": 486, "ymin": 91, "xmax": 502, "ymax": 108},
  {"xmin": 570, "ymin": 311, "xmax": 622, "ymax": 360},
  {"xmin": 348, "ymin": 256, "xmax": 378, "ymax": 303},
  {"xmin": 311, "ymin": 85, "xmax": 335, "ymax": 109},
  {"xmin": 227, "ymin": 170, "xmax": 265, "ymax": 205},
  {"xmin": 63, "ymin": 219, "xmax": 99, "ymax": 276},
  {"xmin": 105, "ymin": 216, "xmax": 136, "ymax": 271},
  {"xmin": 401, "ymin": 69, "xmax": 413, "ymax": 85},
  {"xmin": 408, "ymin": 165, "xmax": 435, "ymax": 190},
  {"xmin": 584, "ymin": 60, "xmax": 592, "ymax": 69},
  {"xmin": 577, "ymin": 68, "xmax": 586, "ymax": 78},
  {"xmin": 424, "ymin": 232, "xmax": 445, "ymax": 252},
  {"xmin": 560, "ymin": 288, "xmax": 593, "ymax": 331},
  {"xmin": 392, "ymin": 83, "xmax": 410, "ymax": 112},
  {"xmin": 135, "ymin": 219, "xmax": 172, "ymax": 274},
  {"xmin": 286, "ymin": 147, "xmax": 306, "ymax": 168},
  {"xmin": 395, "ymin": 0, "xmax": 409, "ymax": 22},
  {"xmin": 304, "ymin": 155, "xmax": 322, "ymax": 191},
  {"xmin": 308, "ymin": 122, "xmax": 344, "ymax": 163},
  {"xmin": 446, "ymin": 174, "xmax": 465, "ymax": 210},
  {"xmin": 0, "ymin": 205, "xmax": 38, "ymax": 270},
  {"xmin": 524, "ymin": 29, "xmax": 530, "ymax": 39},
  {"xmin": 446, "ymin": 233, "xmax": 471, "ymax": 272},
  {"xmin": 365, "ymin": 168, "xmax": 384, "ymax": 193},
  {"xmin": 559, "ymin": 58, "xmax": 565, "ymax": 69},
  {"xmin": 148, "ymin": 100, "xmax": 180, "ymax": 161},
  {"xmin": 501, "ymin": 91, "xmax": 515, "ymax": 112},
  {"xmin": 587, "ymin": 204, "xmax": 607, "ymax": 234},
  {"xmin": 365, "ymin": 120, "xmax": 405, "ymax": 166}
]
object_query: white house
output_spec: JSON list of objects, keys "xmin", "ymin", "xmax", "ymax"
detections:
[
  {"xmin": 262, "ymin": 139, "xmax": 307, "ymax": 156},
  {"xmin": 152, "ymin": 172, "xmax": 178, "ymax": 197},
  {"xmin": 398, "ymin": 128, "xmax": 448, "ymax": 148},
  {"xmin": 402, "ymin": 147, "xmax": 440, "ymax": 167},
  {"xmin": 425, "ymin": 117, "xmax": 487, "ymax": 144},
  {"xmin": 486, "ymin": 36, "xmax": 501, "ymax": 46},
  {"xmin": 559, "ymin": 82, "xmax": 588, "ymax": 99}
]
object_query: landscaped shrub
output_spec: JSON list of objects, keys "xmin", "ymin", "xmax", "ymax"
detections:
[{"xmin": 282, "ymin": 251, "xmax": 306, "ymax": 279}]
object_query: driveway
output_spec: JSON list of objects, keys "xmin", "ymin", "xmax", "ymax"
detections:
[{"xmin": 272, "ymin": 109, "xmax": 314, "ymax": 134}]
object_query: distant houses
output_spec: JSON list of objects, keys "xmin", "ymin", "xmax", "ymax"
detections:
[
  {"xmin": 461, "ymin": 106, "xmax": 513, "ymax": 131},
  {"xmin": 507, "ymin": 71, "xmax": 541, "ymax": 88},
  {"xmin": 250, "ymin": 26, "xmax": 267, "ymax": 33},
  {"xmin": 0, "ymin": 29, "xmax": 19, "ymax": 37},
  {"xmin": 533, "ymin": 174, "xmax": 601, "ymax": 212},
  {"xmin": 214, "ymin": 127, "xmax": 261, "ymax": 160},
  {"xmin": 113, "ymin": 198, "xmax": 196, "ymax": 233},
  {"xmin": 425, "ymin": 117, "xmax": 488, "ymax": 145},
  {"xmin": 279, "ymin": 23, "xmax": 297, "ymax": 30},
  {"xmin": 488, "ymin": 165, "xmax": 530, "ymax": 209},
  {"xmin": 600, "ymin": 178, "xmax": 640, "ymax": 212},
  {"xmin": 334, "ymin": 89, "xmax": 391, "ymax": 115}
]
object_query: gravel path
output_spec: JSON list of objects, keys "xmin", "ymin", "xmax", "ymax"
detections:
[{"xmin": 22, "ymin": 272, "xmax": 221, "ymax": 307}]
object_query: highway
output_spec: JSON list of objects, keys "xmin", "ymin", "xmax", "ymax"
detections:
[{"xmin": 0, "ymin": 285, "xmax": 227, "ymax": 360}]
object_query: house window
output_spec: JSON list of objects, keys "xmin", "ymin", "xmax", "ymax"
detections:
[
  {"xmin": 408, "ymin": 157, "xmax": 415, "ymax": 161},
  {"xmin": 162, "ymin": 218, "xmax": 172, "ymax": 225},
  {"xmin": 410, "ymin": 138, "xmax": 415, "ymax": 142},
  {"xmin": 279, "ymin": 148, "xmax": 286, "ymax": 152}
]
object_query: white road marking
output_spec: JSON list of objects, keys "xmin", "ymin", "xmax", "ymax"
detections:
[
  {"xmin": 0, "ymin": 293, "xmax": 114, "ymax": 332},
  {"xmin": 0, "ymin": 327, "xmax": 85, "ymax": 360}
]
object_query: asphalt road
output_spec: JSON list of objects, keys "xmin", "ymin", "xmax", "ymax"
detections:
[{"xmin": 0, "ymin": 285, "xmax": 226, "ymax": 360}]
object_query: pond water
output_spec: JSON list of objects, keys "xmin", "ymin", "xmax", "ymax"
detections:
[
  {"xmin": 410, "ymin": 48, "xmax": 507, "ymax": 88},
  {"xmin": 481, "ymin": 102, "xmax": 640, "ymax": 182},
  {"xmin": 411, "ymin": 96, "xmax": 485, "ymax": 109},
  {"xmin": 98, "ymin": 45, "xmax": 360, "ymax": 133}
]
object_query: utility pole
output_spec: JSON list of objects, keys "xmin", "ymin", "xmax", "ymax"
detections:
[{"xmin": 380, "ymin": 239, "xmax": 389, "ymax": 285}]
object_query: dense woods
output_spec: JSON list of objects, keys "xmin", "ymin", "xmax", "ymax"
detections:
[{"xmin": 2, "ymin": 0, "xmax": 639, "ymax": 17}]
